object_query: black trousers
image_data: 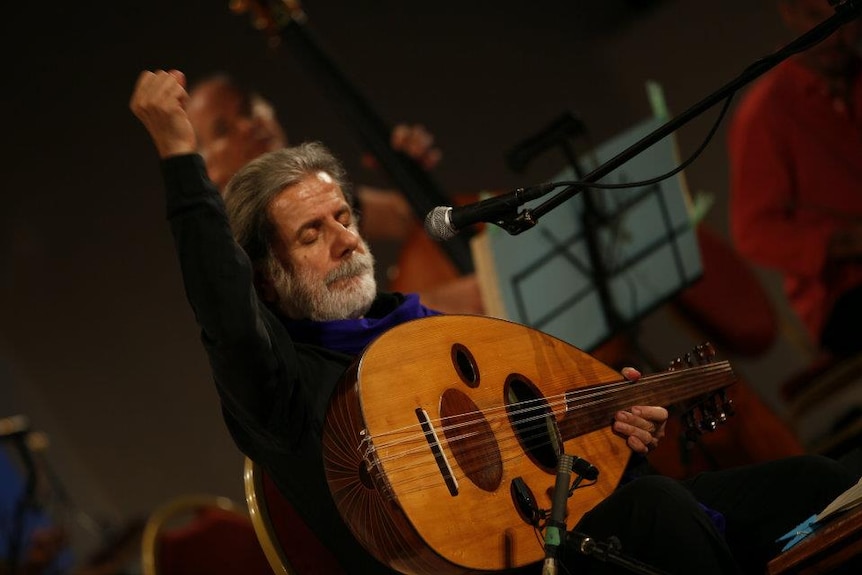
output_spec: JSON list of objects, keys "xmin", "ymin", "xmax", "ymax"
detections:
[{"xmin": 557, "ymin": 455, "xmax": 856, "ymax": 575}]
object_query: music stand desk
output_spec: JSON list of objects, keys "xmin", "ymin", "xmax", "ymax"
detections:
[{"xmin": 767, "ymin": 505, "xmax": 862, "ymax": 574}]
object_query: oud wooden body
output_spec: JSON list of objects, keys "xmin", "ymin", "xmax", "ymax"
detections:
[{"xmin": 323, "ymin": 315, "xmax": 645, "ymax": 573}]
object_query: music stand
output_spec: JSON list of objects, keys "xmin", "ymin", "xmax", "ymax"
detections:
[{"xmin": 473, "ymin": 115, "xmax": 702, "ymax": 354}]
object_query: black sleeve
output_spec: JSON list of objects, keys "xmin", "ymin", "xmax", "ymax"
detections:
[{"xmin": 161, "ymin": 154, "xmax": 305, "ymax": 449}]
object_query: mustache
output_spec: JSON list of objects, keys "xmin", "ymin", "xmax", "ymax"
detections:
[{"xmin": 325, "ymin": 251, "xmax": 373, "ymax": 285}]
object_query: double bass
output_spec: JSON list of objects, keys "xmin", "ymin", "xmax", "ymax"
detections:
[{"xmin": 234, "ymin": 0, "xmax": 474, "ymax": 298}]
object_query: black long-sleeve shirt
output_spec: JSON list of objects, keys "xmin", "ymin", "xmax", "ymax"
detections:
[{"xmin": 162, "ymin": 153, "xmax": 400, "ymax": 574}]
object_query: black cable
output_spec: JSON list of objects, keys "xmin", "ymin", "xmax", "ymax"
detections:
[{"xmin": 533, "ymin": 93, "xmax": 734, "ymax": 193}]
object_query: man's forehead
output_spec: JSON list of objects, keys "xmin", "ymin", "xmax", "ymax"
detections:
[
  {"xmin": 272, "ymin": 173, "xmax": 346, "ymax": 213},
  {"xmin": 192, "ymin": 76, "xmax": 240, "ymax": 99},
  {"xmin": 190, "ymin": 79, "xmax": 247, "ymax": 114}
]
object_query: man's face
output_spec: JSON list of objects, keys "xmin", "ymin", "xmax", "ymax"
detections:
[
  {"xmin": 781, "ymin": 0, "xmax": 861, "ymax": 78},
  {"xmin": 188, "ymin": 79, "xmax": 288, "ymax": 190},
  {"xmin": 264, "ymin": 172, "xmax": 377, "ymax": 321}
]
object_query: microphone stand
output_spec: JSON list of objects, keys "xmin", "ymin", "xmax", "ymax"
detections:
[
  {"xmin": 542, "ymin": 455, "xmax": 667, "ymax": 574},
  {"xmin": 568, "ymin": 531, "xmax": 670, "ymax": 575},
  {"xmin": 497, "ymin": 0, "xmax": 862, "ymax": 235}
]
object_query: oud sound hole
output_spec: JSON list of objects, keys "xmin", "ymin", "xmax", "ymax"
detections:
[
  {"xmin": 451, "ymin": 343, "xmax": 479, "ymax": 388},
  {"xmin": 440, "ymin": 388, "xmax": 502, "ymax": 491},
  {"xmin": 504, "ymin": 374, "xmax": 560, "ymax": 473}
]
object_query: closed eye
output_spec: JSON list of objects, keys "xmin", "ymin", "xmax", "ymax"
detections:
[
  {"xmin": 335, "ymin": 205, "xmax": 357, "ymax": 229},
  {"xmin": 298, "ymin": 223, "xmax": 321, "ymax": 245}
]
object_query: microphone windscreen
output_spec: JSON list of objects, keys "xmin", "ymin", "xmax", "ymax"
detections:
[{"xmin": 424, "ymin": 206, "xmax": 455, "ymax": 241}]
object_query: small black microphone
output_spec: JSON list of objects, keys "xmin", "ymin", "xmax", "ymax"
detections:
[
  {"xmin": 423, "ymin": 184, "xmax": 555, "ymax": 241},
  {"xmin": 542, "ymin": 454, "xmax": 574, "ymax": 575},
  {"xmin": 572, "ymin": 456, "xmax": 599, "ymax": 482}
]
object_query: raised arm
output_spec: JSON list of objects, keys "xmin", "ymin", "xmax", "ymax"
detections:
[
  {"xmin": 130, "ymin": 69, "xmax": 303, "ymax": 447},
  {"xmin": 129, "ymin": 69, "xmax": 197, "ymax": 158}
]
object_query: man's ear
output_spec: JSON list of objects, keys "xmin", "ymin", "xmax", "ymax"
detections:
[{"xmin": 254, "ymin": 265, "xmax": 278, "ymax": 304}]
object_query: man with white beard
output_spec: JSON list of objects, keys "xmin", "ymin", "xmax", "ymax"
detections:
[{"xmin": 130, "ymin": 68, "xmax": 856, "ymax": 575}]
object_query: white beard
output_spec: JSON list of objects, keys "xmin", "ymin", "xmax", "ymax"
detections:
[{"xmin": 269, "ymin": 245, "xmax": 377, "ymax": 321}]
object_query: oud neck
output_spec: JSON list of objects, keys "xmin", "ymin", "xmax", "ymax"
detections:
[{"xmin": 560, "ymin": 361, "xmax": 735, "ymax": 441}]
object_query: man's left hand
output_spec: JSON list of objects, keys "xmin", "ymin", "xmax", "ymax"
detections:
[{"xmin": 613, "ymin": 367, "xmax": 668, "ymax": 455}]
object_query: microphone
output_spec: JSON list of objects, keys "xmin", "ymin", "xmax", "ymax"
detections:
[
  {"xmin": 572, "ymin": 456, "xmax": 599, "ymax": 482},
  {"xmin": 424, "ymin": 184, "xmax": 555, "ymax": 241},
  {"xmin": 542, "ymin": 453, "xmax": 574, "ymax": 575},
  {"xmin": 0, "ymin": 414, "xmax": 30, "ymax": 439}
]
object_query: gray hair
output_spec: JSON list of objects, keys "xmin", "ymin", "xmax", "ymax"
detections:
[{"xmin": 222, "ymin": 141, "xmax": 354, "ymax": 266}]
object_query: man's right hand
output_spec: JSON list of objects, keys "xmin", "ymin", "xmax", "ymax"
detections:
[
  {"xmin": 129, "ymin": 69, "xmax": 197, "ymax": 158},
  {"xmin": 390, "ymin": 123, "xmax": 441, "ymax": 170}
]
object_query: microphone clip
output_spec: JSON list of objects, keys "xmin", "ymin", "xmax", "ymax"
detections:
[{"xmin": 423, "ymin": 183, "xmax": 555, "ymax": 241}]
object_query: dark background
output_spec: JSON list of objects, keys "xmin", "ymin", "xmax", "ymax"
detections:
[{"xmin": 1, "ymin": 0, "xmax": 819, "ymax": 566}]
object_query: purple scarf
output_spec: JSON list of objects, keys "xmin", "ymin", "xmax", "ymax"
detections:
[{"xmin": 283, "ymin": 293, "xmax": 441, "ymax": 356}]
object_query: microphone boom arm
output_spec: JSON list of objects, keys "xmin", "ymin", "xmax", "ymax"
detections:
[{"xmin": 499, "ymin": 0, "xmax": 862, "ymax": 235}]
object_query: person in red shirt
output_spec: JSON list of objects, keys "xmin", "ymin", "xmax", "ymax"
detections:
[{"xmin": 728, "ymin": 0, "xmax": 862, "ymax": 357}]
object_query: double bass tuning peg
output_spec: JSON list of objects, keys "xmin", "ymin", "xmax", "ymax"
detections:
[{"xmin": 230, "ymin": 0, "xmax": 307, "ymax": 41}]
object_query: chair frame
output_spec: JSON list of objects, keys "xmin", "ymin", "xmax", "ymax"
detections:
[
  {"xmin": 140, "ymin": 494, "xmax": 244, "ymax": 575},
  {"xmin": 243, "ymin": 456, "xmax": 293, "ymax": 575}
]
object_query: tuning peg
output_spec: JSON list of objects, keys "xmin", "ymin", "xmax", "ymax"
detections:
[
  {"xmin": 719, "ymin": 390, "xmax": 735, "ymax": 417},
  {"xmin": 697, "ymin": 403, "xmax": 718, "ymax": 433},
  {"xmin": 668, "ymin": 357, "xmax": 684, "ymax": 371},
  {"xmin": 682, "ymin": 411, "xmax": 701, "ymax": 441},
  {"xmin": 684, "ymin": 352, "xmax": 695, "ymax": 367},
  {"xmin": 689, "ymin": 342, "xmax": 717, "ymax": 365},
  {"xmin": 710, "ymin": 395, "xmax": 728, "ymax": 424}
]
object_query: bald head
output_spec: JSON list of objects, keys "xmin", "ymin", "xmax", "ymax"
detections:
[{"xmin": 187, "ymin": 75, "xmax": 288, "ymax": 191}]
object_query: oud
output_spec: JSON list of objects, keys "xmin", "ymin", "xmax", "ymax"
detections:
[{"xmin": 322, "ymin": 315, "xmax": 735, "ymax": 574}]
